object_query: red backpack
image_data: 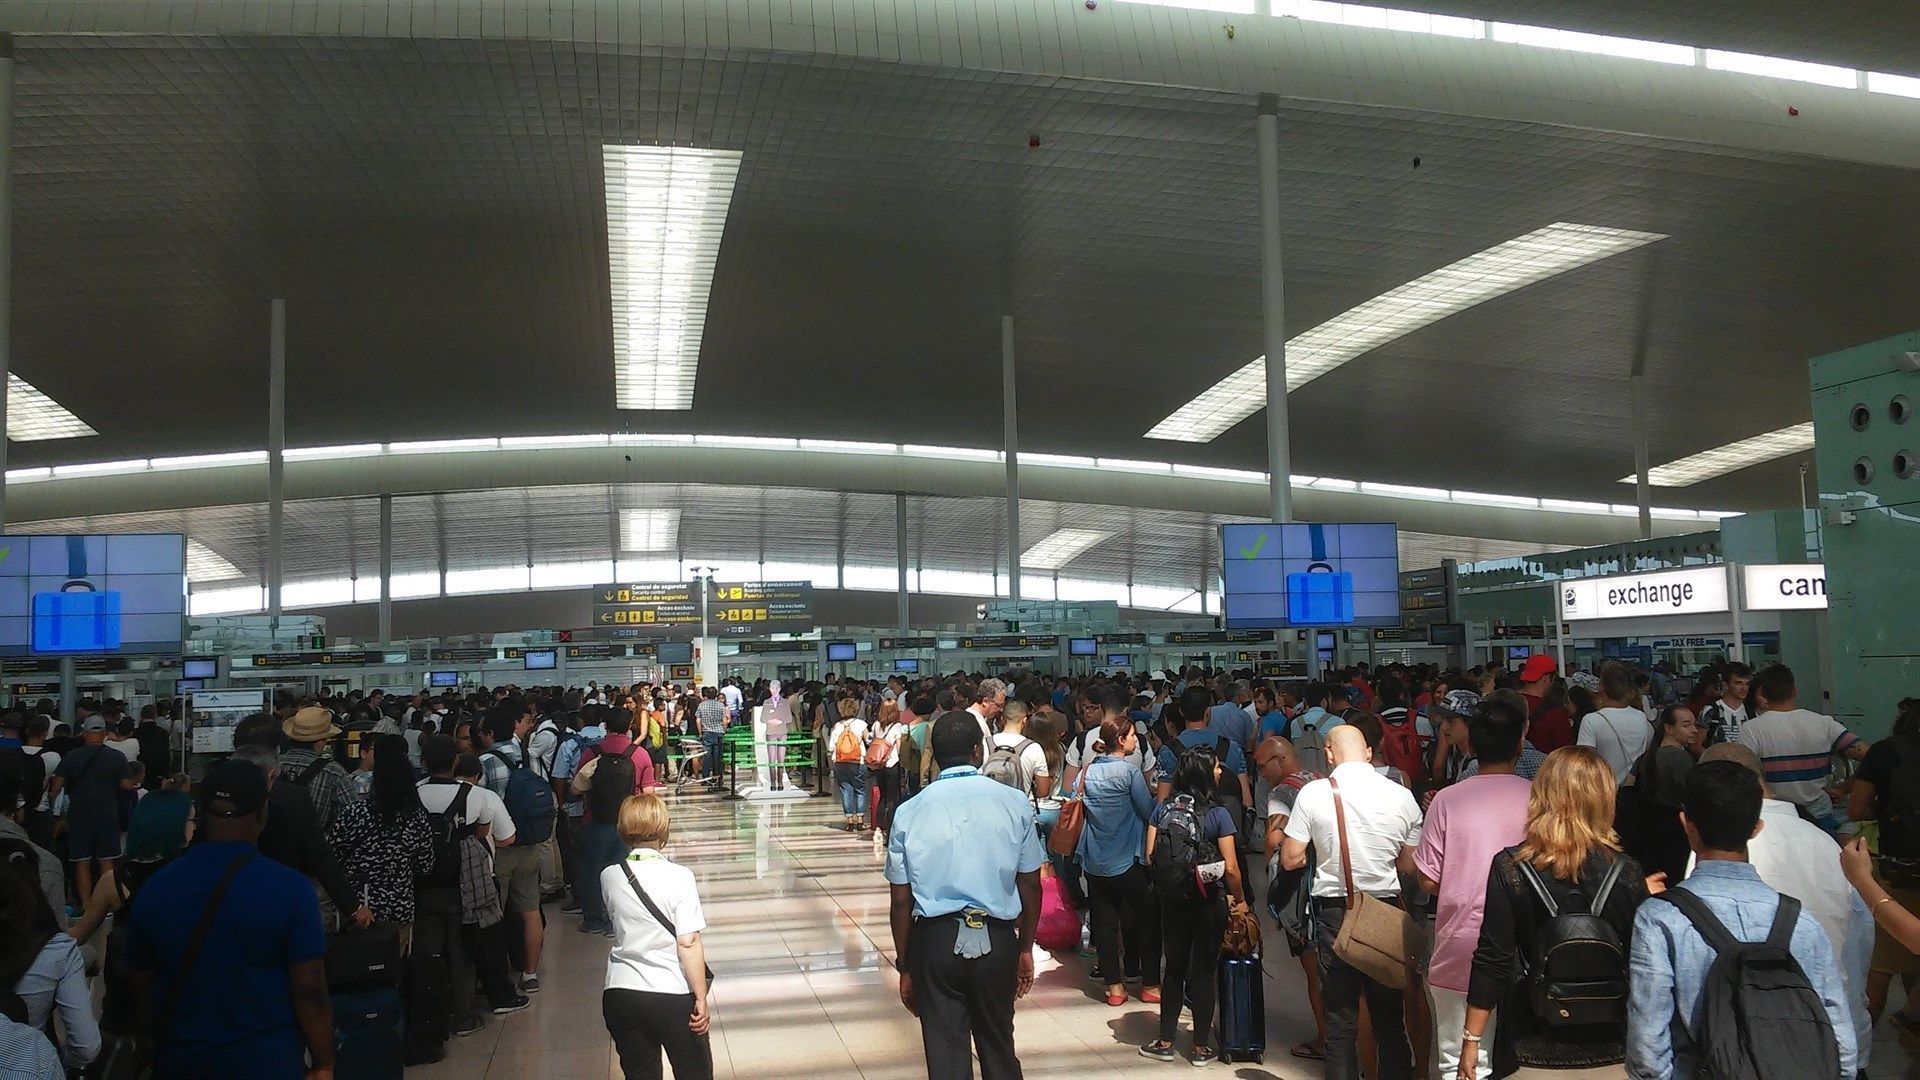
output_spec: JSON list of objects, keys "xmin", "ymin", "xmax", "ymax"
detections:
[{"xmin": 1377, "ymin": 710, "xmax": 1427, "ymax": 785}]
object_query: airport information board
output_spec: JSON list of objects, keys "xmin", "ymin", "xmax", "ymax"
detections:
[
  {"xmin": 591, "ymin": 580, "xmax": 814, "ymax": 636},
  {"xmin": 1219, "ymin": 523, "xmax": 1402, "ymax": 629}
]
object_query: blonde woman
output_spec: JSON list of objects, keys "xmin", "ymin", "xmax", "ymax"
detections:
[
  {"xmin": 603, "ymin": 794, "xmax": 713, "ymax": 1079},
  {"xmin": 1458, "ymin": 748, "xmax": 1651, "ymax": 1080}
]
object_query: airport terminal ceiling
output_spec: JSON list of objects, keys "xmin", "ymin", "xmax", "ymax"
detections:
[{"xmin": 3, "ymin": 3, "xmax": 1919, "ymax": 516}]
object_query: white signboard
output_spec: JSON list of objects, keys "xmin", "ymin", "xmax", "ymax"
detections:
[
  {"xmin": 1559, "ymin": 566, "xmax": 1730, "ymax": 622},
  {"xmin": 1742, "ymin": 564, "xmax": 1828, "ymax": 611}
]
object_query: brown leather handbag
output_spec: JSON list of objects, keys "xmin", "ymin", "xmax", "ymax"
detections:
[
  {"xmin": 1328, "ymin": 776, "xmax": 1417, "ymax": 989},
  {"xmin": 1046, "ymin": 770, "xmax": 1088, "ymax": 857}
]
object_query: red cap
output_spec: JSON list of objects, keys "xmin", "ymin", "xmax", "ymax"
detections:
[{"xmin": 1519, "ymin": 654, "xmax": 1558, "ymax": 683}]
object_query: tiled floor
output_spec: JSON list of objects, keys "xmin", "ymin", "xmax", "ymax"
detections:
[{"xmin": 418, "ymin": 791, "xmax": 1917, "ymax": 1079}]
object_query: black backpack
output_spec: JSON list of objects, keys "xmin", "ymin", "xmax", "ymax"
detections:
[
  {"xmin": 1149, "ymin": 794, "xmax": 1218, "ymax": 905},
  {"xmin": 1655, "ymin": 888, "xmax": 1840, "ymax": 1080},
  {"xmin": 419, "ymin": 782, "xmax": 473, "ymax": 888},
  {"xmin": 587, "ymin": 743, "xmax": 641, "ymax": 823},
  {"xmin": 1878, "ymin": 735, "xmax": 1920, "ymax": 858},
  {"xmin": 1517, "ymin": 857, "xmax": 1629, "ymax": 1027}
]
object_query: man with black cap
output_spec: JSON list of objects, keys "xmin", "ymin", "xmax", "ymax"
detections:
[
  {"xmin": 886, "ymin": 711, "xmax": 1045, "ymax": 1079},
  {"xmin": 122, "ymin": 758, "xmax": 336, "ymax": 1080}
]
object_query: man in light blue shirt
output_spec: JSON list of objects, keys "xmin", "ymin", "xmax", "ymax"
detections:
[
  {"xmin": 1206, "ymin": 679, "xmax": 1256, "ymax": 750},
  {"xmin": 549, "ymin": 709, "xmax": 603, "ymax": 915},
  {"xmin": 1626, "ymin": 760, "xmax": 1856, "ymax": 1079},
  {"xmin": 887, "ymin": 712, "xmax": 1046, "ymax": 1080}
]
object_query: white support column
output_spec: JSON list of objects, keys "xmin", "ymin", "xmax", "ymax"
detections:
[
  {"xmin": 267, "ymin": 298, "xmax": 286, "ymax": 626},
  {"xmin": 1632, "ymin": 372, "xmax": 1652, "ymax": 540},
  {"xmin": 895, "ymin": 492, "xmax": 910, "ymax": 633},
  {"xmin": 1257, "ymin": 95, "xmax": 1293, "ymax": 524},
  {"xmin": 1003, "ymin": 314, "xmax": 1021, "ymax": 603},
  {"xmin": 377, "ymin": 494, "xmax": 393, "ymax": 646}
]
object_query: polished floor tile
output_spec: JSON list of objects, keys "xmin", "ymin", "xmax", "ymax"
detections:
[{"xmin": 417, "ymin": 790, "xmax": 1917, "ymax": 1079}]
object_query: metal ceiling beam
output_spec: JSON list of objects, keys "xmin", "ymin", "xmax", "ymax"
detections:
[{"xmin": 9, "ymin": 2, "xmax": 1914, "ymax": 170}]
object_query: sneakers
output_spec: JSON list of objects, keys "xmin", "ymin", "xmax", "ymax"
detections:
[
  {"xmin": 560, "ymin": 899, "xmax": 583, "ymax": 915},
  {"xmin": 1189, "ymin": 1046, "xmax": 1217, "ymax": 1068},
  {"xmin": 491, "ymin": 995, "xmax": 531, "ymax": 1015},
  {"xmin": 1139, "ymin": 1041, "xmax": 1177, "ymax": 1062},
  {"xmin": 454, "ymin": 1016, "xmax": 485, "ymax": 1038},
  {"xmin": 520, "ymin": 974, "xmax": 540, "ymax": 994}
]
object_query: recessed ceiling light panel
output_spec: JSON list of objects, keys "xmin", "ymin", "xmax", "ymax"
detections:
[
  {"xmin": 7, "ymin": 375, "xmax": 97, "ymax": 441},
  {"xmin": 1147, "ymin": 222, "xmax": 1666, "ymax": 443},
  {"xmin": 1628, "ymin": 422, "xmax": 1815, "ymax": 487},
  {"xmin": 186, "ymin": 539, "xmax": 244, "ymax": 583},
  {"xmin": 1022, "ymin": 528, "xmax": 1114, "ymax": 570},
  {"xmin": 620, "ymin": 508, "xmax": 682, "ymax": 552},
  {"xmin": 604, "ymin": 145, "xmax": 742, "ymax": 411}
]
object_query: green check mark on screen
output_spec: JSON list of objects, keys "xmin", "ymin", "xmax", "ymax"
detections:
[{"xmin": 1238, "ymin": 532, "xmax": 1269, "ymax": 561}]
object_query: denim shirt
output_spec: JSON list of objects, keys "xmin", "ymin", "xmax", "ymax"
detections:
[
  {"xmin": 1075, "ymin": 755, "xmax": 1153, "ymax": 878},
  {"xmin": 1626, "ymin": 860, "xmax": 1857, "ymax": 1079}
]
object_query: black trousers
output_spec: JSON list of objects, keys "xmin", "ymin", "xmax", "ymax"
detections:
[
  {"xmin": 462, "ymin": 918, "xmax": 520, "ymax": 1011},
  {"xmin": 1314, "ymin": 897, "xmax": 1413, "ymax": 1080},
  {"xmin": 910, "ymin": 915, "xmax": 1022, "ymax": 1080},
  {"xmin": 603, "ymin": 988, "xmax": 713, "ymax": 1080},
  {"xmin": 1085, "ymin": 864, "xmax": 1161, "ymax": 986},
  {"xmin": 875, "ymin": 765, "xmax": 904, "ymax": 832},
  {"xmin": 556, "ymin": 811, "xmax": 581, "ymax": 894},
  {"xmin": 1158, "ymin": 896, "xmax": 1226, "ymax": 1043}
]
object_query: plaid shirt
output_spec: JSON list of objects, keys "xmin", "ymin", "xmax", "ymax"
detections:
[
  {"xmin": 280, "ymin": 747, "xmax": 354, "ymax": 834},
  {"xmin": 478, "ymin": 740, "xmax": 522, "ymax": 799}
]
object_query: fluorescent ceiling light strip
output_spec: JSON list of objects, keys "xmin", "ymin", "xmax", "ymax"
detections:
[
  {"xmin": 151, "ymin": 451, "xmax": 267, "ymax": 470},
  {"xmin": 1147, "ymin": 223, "xmax": 1665, "ymax": 442},
  {"xmin": 4, "ymin": 467, "xmax": 50, "ymax": 482},
  {"xmin": 694, "ymin": 435, "xmax": 795, "ymax": 450},
  {"xmin": 1280, "ymin": 1, "xmax": 1480, "ymax": 38},
  {"xmin": 611, "ymin": 433, "xmax": 695, "ymax": 446},
  {"xmin": 605, "ymin": 145, "xmax": 742, "ymax": 411},
  {"xmin": 390, "ymin": 438, "xmax": 498, "ymax": 453},
  {"xmin": 1099, "ymin": 459, "xmax": 1174, "ymax": 474},
  {"xmin": 1705, "ymin": 50, "xmax": 1855, "ymax": 88},
  {"xmin": 1025, "ymin": 453, "xmax": 1097, "ymax": 468},
  {"xmin": 7, "ymin": 375, "xmax": 97, "ymax": 441},
  {"xmin": 798, "ymin": 439, "xmax": 897, "ymax": 455},
  {"xmin": 1021, "ymin": 528, "xmax": 1113, "ymax": 571},
  {"xmin": 285, "ymin": 443, "xmax": 382, "ymax": 461},
  {"xmin": 1491, "ymin": 22, "xmax": 1692, "ymax": 65},
  {"xmin": 906, "ymin": 444, "xmax": 999, "ymax": 461},
  {"xmin": 1629, "ymin": 422, "xmax": 1816, "ymax": 487},
  {"xmin": 1361, "ymin": 482, "xmax": 1448, "ymax": 499},
  {"xmin": 1869, "ymin": 71, "xmax": 1920, "ymax": 99},
  {"xmin": 53, "ymin": 459, "xmax": 148, "ymax": 477},
  {"xmin": 1120, "ymin": 0, "xmax": 1257, "ymax": 14},
  {"xmin": 620, "ymin": 508, "xmax": 682, "ymax": 552},
  {"xmin": 185, "ymin": 539, "xmax": 244, "ymax": 583},
  {"xmin": 500, "ymin": 434, "xmax": 609, "ymax": 448}
]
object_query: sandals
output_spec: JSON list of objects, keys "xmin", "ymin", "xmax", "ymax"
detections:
[
  {"xmin": 1290, "ymin": 1039, "xmax": 1326, "ymax": 1060},
  {"xmin": 1105, "ymin": 989, "xmax": 1129, "ymax": 1006}
]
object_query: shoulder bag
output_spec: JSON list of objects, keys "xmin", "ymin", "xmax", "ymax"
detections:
[
  {"xmin": 619, "ymin": 859, "xmax": 715, "ymax": 988},
  {"xmin": 1046, "ymin": 768, "xmax": 1089, "ymax": 858},
  {"xmin": 1328, "ymin": 776, "xmax": 1416, "ymax": 989}
]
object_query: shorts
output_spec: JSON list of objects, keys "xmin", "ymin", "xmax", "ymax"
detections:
[
  {"xmin": 1871, "ymin": 878, "xmax": 1920, "ymax": 976},
  {"xmin": 493, "ymin": 844, "xmax": 542, "ymax": 913},
  {"xmin": 66, "ymin": 816, "xmax": 122, "ymax": 862}
]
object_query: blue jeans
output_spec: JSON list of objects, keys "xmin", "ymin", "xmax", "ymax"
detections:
[
  {"xmin": 576, "ymin": 821, "xmax": 625, "ymax": 933},
  {"xmin": 834, "ymin": 763, "xmax": 869, "ymax": 817},
  {"xmin": 701, "ymin": 730, "xmax": 725, "ymax": 776}
]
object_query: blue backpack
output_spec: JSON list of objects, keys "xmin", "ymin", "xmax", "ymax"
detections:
[{"xmin": 487, "ymin": 746, "xmax": 555, "ymax": 844}]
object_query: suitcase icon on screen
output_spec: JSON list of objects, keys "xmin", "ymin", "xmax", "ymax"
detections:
[
  {"xmin": 1286, "ymin": 525, "xmax": 1355, "ymax": 625},
  {"xmin": 31, "ymin": 538, "xmax": 122, "ymax": 653}
]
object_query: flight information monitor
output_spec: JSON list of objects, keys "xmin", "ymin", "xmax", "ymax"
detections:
[
  {"xmin": 0, "ymin": 534, "xmax": 186, "ymax": 656},
  {"xmin": 1219, "ymin": 523, "xmax": 1401, "ymax": 629}
]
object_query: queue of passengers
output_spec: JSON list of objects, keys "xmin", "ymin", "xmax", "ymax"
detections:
[{"xmin": 869, "ymin": 660, "xmax": 1919, "ymax": 1080}]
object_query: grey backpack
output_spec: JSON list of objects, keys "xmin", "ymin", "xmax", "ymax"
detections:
[{"xmin": 981, "ymin": 737, "xmax": 1036, "ymax": 796}]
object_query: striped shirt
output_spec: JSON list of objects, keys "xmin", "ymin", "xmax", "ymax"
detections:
[{"xmin": 1735, "ymin": 708, "xmax": 1860, "ymax": 812}]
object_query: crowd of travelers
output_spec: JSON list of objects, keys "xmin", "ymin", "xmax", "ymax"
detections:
[
  {"xmin": 871, "ymin": 658, "xmax": 1919, "ymax": 1080},
  {"xmin": 0, "ymin": 656, "xmax": 1912, "ymax": 1079}
]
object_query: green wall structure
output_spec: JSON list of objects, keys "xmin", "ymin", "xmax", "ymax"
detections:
[{"xmin": 1810, "ymin": 332, "xmax": 1920, "ymax": 740}]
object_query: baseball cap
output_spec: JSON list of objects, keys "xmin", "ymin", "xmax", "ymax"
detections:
[
  {"xmin": 1518, "ymin": 654, "xmax": 1558, "ymax": 683},
  {"xmin": 81, "ymin": 716, "xmax": 107, "ymax": 733},
  {"xmin": 1149, "ymin": 670, "xmax": 1170, "ymax": 682},
  {"xmin": 199, "ymin": 759, "xmax": 269, "ymax": 818},
  {"xmin": 1432, "ymin": 689, "xmax": 1482, "ymax": 720}
]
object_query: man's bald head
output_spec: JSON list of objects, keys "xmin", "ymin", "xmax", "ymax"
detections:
[
  {"xmin": 1254, "ymin": 735, "xmax": 1298, "ymax": 779},
  {"xmin": 1326, "ymin": 724, "xmax": 1370, "ymax": 767},
  {"xmin": 1699, "ymin": 741, "xmax": 1770, "ymax": 797}
]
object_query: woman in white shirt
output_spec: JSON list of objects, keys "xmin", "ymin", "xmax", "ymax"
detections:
[
  {"xmin": 602, "ymin": 794, "xmax": 713, "ymax": 1079},
  {"xmin": 1576, "ymin": 662, "xmax": 1654, "ymax": 785},
  {"xmin": 869, "ymin": 700, "xmax": 908, "ymax": 838},
  {"xmin": 827, "ymin": 699, "xmax": 871, "ymax": 832}
]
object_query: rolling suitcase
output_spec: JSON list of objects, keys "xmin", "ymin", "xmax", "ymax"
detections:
[
  {"xmin": 333, "ymin": 986, "xmax": 405, "ymax": 1080},
  {"xmin": 1216, "ymin": 951, "xmax": 1266, "ymax": 1064},
  {"xmin": 326, "ymin": 923, "xmax": 404, "ymax": 991}
]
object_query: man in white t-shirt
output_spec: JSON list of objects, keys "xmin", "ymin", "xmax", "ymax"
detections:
[
  {"xmin": 1699, "ymin": 662, "xmax": 1753, "ymax": 747},
  {"xmin": 986, "ymin": 702, "xmax": 1053, "ymax": 806},
  {"xmin": 718, "ymin": 680, "xmax": 744, "ymax": 721},
  {"xmin": 1281, "ymin": 726, "xmax": 1422, "ymax": 1080},
  {"xmin": 1576, "ymin": 665, "xmax": 1653, "ymax": 785},
  {"xmin": 1735, "ymin": 664, "xmax": 1867, "ymax": 836},
  {"xmin": 414, "ymin": 735, "xmax": 526, "ymax": 1028}
]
